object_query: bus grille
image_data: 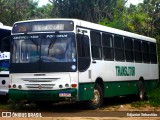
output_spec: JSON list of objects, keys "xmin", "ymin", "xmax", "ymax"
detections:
[
  {"xmin": 25, "ymin": 84, "xmax": 55, "ymax": 89},
  {"xmin": 22, "ymin": 78, "xmax": 60, "ymax": 82}
]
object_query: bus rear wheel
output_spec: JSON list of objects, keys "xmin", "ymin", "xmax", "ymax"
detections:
[
  {"xmin": 87, "ymin": 83, "xmax": 103, "ymax": 110},
  {"xmin": 138, "ymin": 81, "xmax": 145, "ymax": 101}
]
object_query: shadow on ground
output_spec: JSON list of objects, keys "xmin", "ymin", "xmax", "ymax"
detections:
[{"xmin": 3, "ymin": 94, "xmax": 140, "ymax": 112}]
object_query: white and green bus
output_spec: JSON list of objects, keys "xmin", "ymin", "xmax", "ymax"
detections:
[
  {"xmin": 0, "ymin": 23, "xmax": 11, "ymax": 96},
  {"xmin": 8, "ymin": 19, "xmax": 158, "ymax": 109}
]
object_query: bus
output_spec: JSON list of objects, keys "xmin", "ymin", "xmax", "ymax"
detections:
[
  {"xmin": 8, "ymin": 19, "xmax": 158, "ymax": 109},
  {"xmin": 0, "ymin": 23, "xmax": 11, "ymax": 96}
]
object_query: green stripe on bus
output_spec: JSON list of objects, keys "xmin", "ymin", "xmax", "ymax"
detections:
[
  {"xmin": 79, "ymin": 80, "xmax": 158, "ymax": 100},
  {"xmin": 78, "ymin": 83, "xmax": 94, "ymax": 101},
  {"xmin": 9, "ymin": 89, "xmax": 77, "ymax": 101},
  {"xmin": 9, "ymin": 80, "xmax": 158, "ymax": 102},
  {"xmin": 104, "ymin": 80, "xmax": 158, "ymax": 97}
]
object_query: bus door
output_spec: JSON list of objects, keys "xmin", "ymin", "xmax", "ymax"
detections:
[{"xmin": 76, "ymin": 27, "xmax": 93, "ymax": 100}]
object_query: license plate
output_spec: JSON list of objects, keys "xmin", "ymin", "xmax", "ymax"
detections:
[{"xmin": 59, "ymin": 93, "xmax": 71, "ymax": 97}]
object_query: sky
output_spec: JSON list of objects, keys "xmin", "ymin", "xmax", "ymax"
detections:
[
  {"xmin": 36, "ymin": 0, "xmax": 50, "ymax": 7},
  {"xmin": 126, "ymin": 0, "xmax": 143, "ymax": 6},
  {"xmin": 36, "ymin": 0, "xmax": 144, "ymax": 7}
]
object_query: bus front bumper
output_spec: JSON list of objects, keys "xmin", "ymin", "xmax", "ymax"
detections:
[{"xmin": 9, "ymin": 89, "xmax": 77, "ymax": 102}]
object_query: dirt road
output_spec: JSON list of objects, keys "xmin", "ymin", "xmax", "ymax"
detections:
[{"xmin": 0, "ymin": 96, "xmax": 160, "ymax": 119}]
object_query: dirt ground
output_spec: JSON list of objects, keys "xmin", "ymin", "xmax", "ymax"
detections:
[
  {"xmin": 0, "ymin": 117, "xmax": 160, "ymax": 120},
  {"xmin": 101, "ymin": 103, "xmax": 160, "ymax": 111},
  {"xmin": 0, "ymin": 96, "xmax": 160, "ymax": 120},
  {"xmin": 0, "ymin": 103, "xmax": 160, "ymax": 120}
]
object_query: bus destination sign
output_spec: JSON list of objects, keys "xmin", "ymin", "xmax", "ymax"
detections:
[
  {"xmin": 32, "ymin": 24, "xmax": 64, "ymax": 31},
  {"xmin": 12, "ymin": 20, "xmax": 74, "ymax": 33}
]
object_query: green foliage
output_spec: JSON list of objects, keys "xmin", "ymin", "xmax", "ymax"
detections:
[
  {"xmin": 0, "ymin": 0, "xmax": 160, "ymax": 64},
  {"xmin": 0, "ymin": 0, "xmax": 53, "ymax": 25},
  {"xmin": 99, "ymin": 0, "xmax": 129, "ymax": 30},
  {"xmin": 99, "ymin": 18, "xmax": 128, "ymax": 30},
  {"xmin": 131, "ymin": 85, "xmax": 160, "ymax": 107},
  {"xmin": 99, "ymin": 0, "xmax": 160, "ymax": 36},
  {"xmin": 0, "ymin": 0, "xmax": 159, "ymax": 35},
  {"xmin": 50, "ymin": 0, "xmax": 117, "ymax": 23},
  {"xmin": 147, "ymin": 85, "xmax": 160, "ymax": 107},
  {"xmin": 25, "ymin": 1, "xmax": 53, "ymax": 19}
]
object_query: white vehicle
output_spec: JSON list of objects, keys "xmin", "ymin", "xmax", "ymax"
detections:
[
  {"xmin": 0, "ymin": 23, "xmax": 11, "ymax": 96},
  {"xmin": 8, "ymin": 19, "xmax": 158, "ymax": 109}
]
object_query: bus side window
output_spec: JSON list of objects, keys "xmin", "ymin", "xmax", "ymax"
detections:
[
  {"xmin": 102, "ymin": 33, "xmax": 114, "ymax": 60},
  {"xmin": 134, "ymin": 40, "xmax": 142, "ymax": 63},
  {"xmin": 142, "ymin": 41, "xmax": 150, "ymax": 63},
  {"xmin": 124, "ymin": 37, "xmax": 134, "ymax": 62},
  {"xmin": 114, "ymin": 35, "xmax": 124, "ymax": 61},
  {"xmin": 150, "ymin": 43, "xmax": 157, "ymax": 64},
  {"xmin": 90, "ymin": 31, "xmax": 102, "ymax": 60}
]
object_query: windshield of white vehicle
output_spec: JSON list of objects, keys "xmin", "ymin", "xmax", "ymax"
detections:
[
  {"xmin": 12, "ymin": 33, "xmax": 76, "ymax": 63},
  {"xmin": 11, "ymin": 33, "xmax": 77, "ymax": 73}
]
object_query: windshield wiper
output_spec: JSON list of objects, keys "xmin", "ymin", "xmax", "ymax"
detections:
[
  {"xmin": 30, "ymin": 39, "xmax": 39, "ymax": 53},
  {"xmin": 48, "ymin": 31, "xmax": 59, "ymax": 56}
]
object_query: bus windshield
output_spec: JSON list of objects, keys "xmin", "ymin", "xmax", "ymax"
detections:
[
  {"xmin": 12, "ymin": 33, "xmax": 76, "ymax": 63},
  {"xmin": 11, "ymin": 33, "xmax": 77, "ymax": 73}
]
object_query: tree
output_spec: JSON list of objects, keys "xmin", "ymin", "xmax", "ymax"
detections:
[
  {"xmin": 99, "ymin": 0, "xmax": 129, "ymax": 30},
  {"xmin": 24, "ymin": 1, "xmax": 53, "ymax": 19},
  {"xmin": 49, "ymin": 0, "xmax": 118, "ymax": 23},
  {"xmin": 0, "ymin": 0, "xmax": 30, "ymax": 25},
  {"xmin": 153, "ymin": 2, "xmax": 160, "ymax": 31},
  {"xmin": 0, "ymin": 0, "xmax": 53, "ymax": 26},
  {"xmin": 99, "ymin": 0, "xmax": 160, "ymax": 37}
]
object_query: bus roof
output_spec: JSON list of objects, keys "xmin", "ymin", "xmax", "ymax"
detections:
[
  {"xmin": 78, "ymin": 20, "xmax": 156, "ymax": 43},
  {"xmin": 0, "ymin": 24, "xmax": 11, "ymax": 39},
  {"xmin": 0, "ymin": 23, "xmax": 12, "ymax": 31},
  {"xmin": 13, "ymin": 18, "xmax": 156, "ymax": 43}
]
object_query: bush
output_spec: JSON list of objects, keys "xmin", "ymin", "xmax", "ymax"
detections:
[{"xmin": 147, "ymin": 85, "xmax": 160, "ymax": 107}]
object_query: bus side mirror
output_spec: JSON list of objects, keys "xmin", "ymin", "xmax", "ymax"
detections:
[{"xmin": 0, "ymin": 36, "xmax": 10, "ymax": 53}]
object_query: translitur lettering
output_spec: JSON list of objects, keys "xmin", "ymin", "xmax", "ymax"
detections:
[{"xmin": 115, "ymin": 66, "xmax": 135, "ymax": 76}]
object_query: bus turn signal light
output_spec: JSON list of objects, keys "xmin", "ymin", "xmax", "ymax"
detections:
[
  {"xmin": 8, "ymin": 85, "xmax": 11, "ymax": 88},
  {"xmin": 71, "ymin": 84, "xmax": 77, "ymax": 88}
]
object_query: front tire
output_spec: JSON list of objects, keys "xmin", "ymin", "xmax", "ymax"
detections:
[{"xmin": 87, "ymin": 83, "xmax": 103, "ymax": 109}]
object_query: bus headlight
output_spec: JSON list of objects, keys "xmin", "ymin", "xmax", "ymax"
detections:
[
  {"xmin": 59, "ymin": 85, "xmax": 63, "ymax": 88},
  {"xmin": 65, "ymin": 84, "xmax": 69, "ymax": 88},
  {"xmin": 18, "ymin": 85, "xmax": 22, "ymax": 89},
  {"xmin": 13, "ymin": 84, "xmax": 16, "ymax": 88},
  {"xmin": 2, "ymin": 80, "xmax": 6, "ymax": 85}
]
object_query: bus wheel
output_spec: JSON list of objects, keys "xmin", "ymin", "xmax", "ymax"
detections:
[
  {"xmin": 87, "ymin": 83, "xmax": 103, "ymax": 109},
  {"xmin": 138, "ymin": 81, "xmax": 145, "ymax": 101}
]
